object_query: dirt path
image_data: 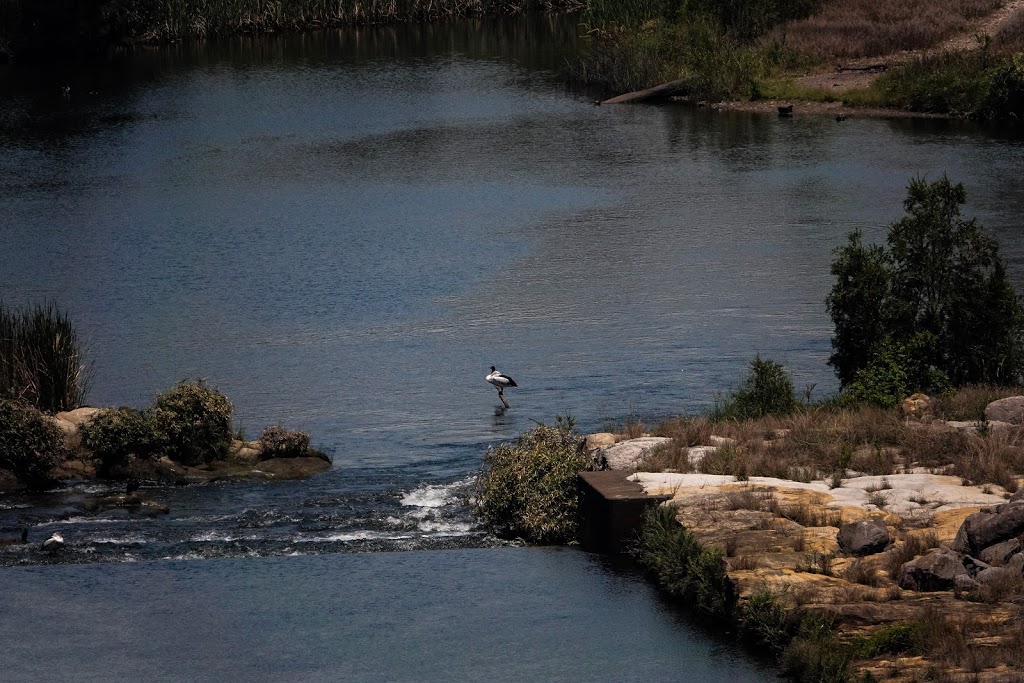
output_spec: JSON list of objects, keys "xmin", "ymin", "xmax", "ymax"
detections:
[{"xmin": 794, "ymin": 0, "xmax": 1024, "ymax": 94}]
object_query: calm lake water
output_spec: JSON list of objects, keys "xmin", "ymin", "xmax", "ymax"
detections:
[{"xmin": 2, "ymin": 14, "xmax": 1024, "ymax": 680}]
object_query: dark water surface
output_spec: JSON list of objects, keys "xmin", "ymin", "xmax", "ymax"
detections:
[
  {"xmin": 2, "ymin": 15, "xmax": 1024, "ymax": 680},
  {"xmin": 0, "ymin": 548, "xmax": 772, "ymax": 682}
]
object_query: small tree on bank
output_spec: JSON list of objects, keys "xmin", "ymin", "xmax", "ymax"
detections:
[{"xmin": 827, "ymin": 175, "xmax": 1024, "ymax": 403}]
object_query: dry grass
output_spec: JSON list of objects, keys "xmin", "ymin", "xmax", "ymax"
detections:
[
  {"xmin": 843, "ymin": 558, "xmax": 887, "ymax": 586},
  {"xmin": 777, "ymin": 0, "xmax": 1004, "ymax": 59},
  {"xmin": 887, "ymin": 531, "xmax": 940, "ymax": 578},
  {"xmin": 954, "ymin": 431, "xmax": 1024, "ymax": 493},
  {"xmin": 652, "ymin": 416, "xmax": 713, "ymax": 445},
  {"xmin": 769, "ymin": 500, "xmax": 842, "ymax": 528},
  {"xmin": 935, "ymin": 384, "xmax": 1024, "ymax": 421},
  {"xmin": 993, "ymin": 6, "xmax": 1024, "ymax": 52},
  {"xmin": 635, "ymin": 440, "xmax": 696, "ymax": 473}
]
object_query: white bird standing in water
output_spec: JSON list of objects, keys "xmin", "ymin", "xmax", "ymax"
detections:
[
  {"xmin": 486, "ymin": 366, "xmax": 517, "ymax": 408},
  {"xmin": 41, "ymin": 533, "xmax": 64, "ymax": 552}
]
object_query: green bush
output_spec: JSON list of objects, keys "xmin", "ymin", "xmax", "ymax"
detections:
[
  {"xmin": 472, "ymin": 416, "xmax": 589, "ymax": 544},
  {"xmin": 855, "ymin": 621, "xmax": 925, "ymax": 658},
  {"xmin": 634, "ymin": 505, "xmax": 735, "ymax": 616},
  {"xmin": 80, "ymin": 407, "xmax": 161, "ymax": 475},
  {"xmin": 738, "ymin": 588, "xmax": 792, "ymax": 652},
  {"xmin": 984, "ymin": 51, "xmax": 1024, "ymax": 120},
  {"xmin": 780, "ymin": 611, "xmax": 854, "ymax": 683},
  {"xmin": 258, "ymin": 425, "xmax": 312, "ymax": 459},
  {"xmin": 0, "ymin": 398, "xmax": 66, "ymax": 488},
  {"xmin": 0, "ymin": 301, "xmax": 89, "ymax": 412},
  {"xmin": 150, "ymin": 380, "xmax": 233, "ymax": 466},
  {"xmin": 715, "ymin": 356, "xmax": 798, "ymax": 420}
]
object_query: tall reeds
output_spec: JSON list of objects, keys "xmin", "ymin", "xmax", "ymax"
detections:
[
  {"xmin": 149, "ymin": 0, "xmax": 585, "ymax": 41},
  {"xmin": 0, "ymin": 302, "xmax": 89, "ymax": 412}
]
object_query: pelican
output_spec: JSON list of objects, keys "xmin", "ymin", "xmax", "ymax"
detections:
[
  {"xmin": 41, "ymin": 533, "xmax": 64, "ymax": 552},
  {"xmin": 0, "ymin": 529, "xmax": 27, "ymax": 546},
  {"xmin": 486, "ymin": 366, "xmax": 517, "ymax": 408}
]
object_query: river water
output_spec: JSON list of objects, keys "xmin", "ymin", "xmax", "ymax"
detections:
[{"xmin": 2, "ymin": 14, "xmax": 1024, "ymax": 681}]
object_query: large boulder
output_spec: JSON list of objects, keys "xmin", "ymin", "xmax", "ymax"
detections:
[
  {"xmin": 898, "ymin": 547, "xmax": 970, "ymax": 591},
  {"xmin": 1010, "ymin": 487, "xmax": 1024, "ymax": 503},
  {"xmin": 951, "ymin": 501, "xmax": 1024, "ymax": 556},
  {"xmin": 979, "ymin": 539, "xmax": 1022, "ymax": 566},
  {"xmin": 837, "ymin": 519, "xmax": 891, "ymax": 556},
  {"xmin": 984, "ymin": 396, "xmax": 1024, "ymax": 424}
]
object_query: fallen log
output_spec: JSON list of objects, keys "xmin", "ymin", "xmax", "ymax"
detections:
[{"xmin": 601, "ymin": 78, "xmax": 688, "ymax": 104}]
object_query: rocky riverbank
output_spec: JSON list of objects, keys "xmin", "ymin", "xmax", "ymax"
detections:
[{"xmin": 587, "ymin": 396, "xmax": 1024, "ymax": 682}]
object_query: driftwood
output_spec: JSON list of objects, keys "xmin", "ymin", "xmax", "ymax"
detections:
[{"xmin": 601, "ymin": 78, "xmax": 688, "ymax": 104}]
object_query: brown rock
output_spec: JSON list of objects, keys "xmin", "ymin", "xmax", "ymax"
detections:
[
  {"xmin": 984, "ymin": 396, "xmax": 1024, "ymax": 424},
  {"xmin": 979, "ymin": 539, "xmax": 1022, "ymax": 566},
  {"xmin": 837, "ymin": 519, "xmax": 891, "ymax": 556},
  {"xmin": 951, "ymin": 501, "xmax": 1024, "ymax": 556},
  {"xmin": 898, "ymin": 547, "xmax": 969, "ymax": 591}
]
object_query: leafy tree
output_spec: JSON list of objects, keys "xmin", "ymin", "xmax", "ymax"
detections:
[{"xmin": 827, "ymin": 175, "xmax": 1024, "ymax": 399}]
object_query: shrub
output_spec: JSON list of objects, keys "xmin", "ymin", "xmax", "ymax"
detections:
[
  {"xmin": 0, "ymin": 398, "xmax": 66, "ymax": 488},
  {"xmin": 0, "ymin": 301, "xmax": 89, "ymax": 412},
  {"xmin": 634, "ymin": 505, "xmax": 735, "ymax": 616},
  {"xmin": 80, "ymin": 407, "xmax": 161, "ymax": 476},
  {"xmin": 472, "ymin": 416, "xmax": 589, "ymax": 544},
  {"xmin": 258, "ymin": 425, "xmax": 312, "ymax": 459},
  {"xmin": 150, "ymin": 380, "xmax": 233, "ymax": 465},
  {"xmin": 738, "ymin": 588, "xmax": 791, "ymax": 651},
  {"xmin": 715, "ymin": 356, "xmax": 798, "ymax": 420},
  {"xmin": 984, "ymin": 51, "xmax": 1024, "ymax": 119},
  {"xmin": 857, "ymin": 621, "xmax": 925, "ymax": 657},
  {"xmin": 780, "ymin": 611, "xmax": 853, "ymax": 683}
]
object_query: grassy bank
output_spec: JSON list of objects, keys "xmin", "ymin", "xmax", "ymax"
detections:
[
  {"xmin": 572, "ymin": 0, "xmax": 1024, "ymax": 121},
  {"xmin": 0, "ymin": 0, "xmax": 584, "ymax": 59}
]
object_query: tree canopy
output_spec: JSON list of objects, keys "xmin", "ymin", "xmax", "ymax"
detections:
[{"xmin": 827, "ymin": 175, "xmax": 1024, "ymax": 404}]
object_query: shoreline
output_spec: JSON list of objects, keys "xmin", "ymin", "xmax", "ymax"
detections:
[{"xmin": 583, "ymin": 404, "xmax": 1024, "ymax": 683}]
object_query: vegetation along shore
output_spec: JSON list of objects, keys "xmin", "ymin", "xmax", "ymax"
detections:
[
  {"xmin": 0, "ymin": 301, "xmax": 330, "ymax": 495},
  {"xmin": 475, "ymin": 176, "xmax": 1024, "ymax": 683},
  {"xmin": 571, "ymin": 0, "xmax": 1024, "ymax": 121},
  {"xmin": 0, "ymin": 0, "xmax": 584, "ymax": 60}
]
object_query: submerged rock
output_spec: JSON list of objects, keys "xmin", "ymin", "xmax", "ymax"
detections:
[{"xmin": 85, "ymin": 492, "xmax": 169, "ymax": 517}]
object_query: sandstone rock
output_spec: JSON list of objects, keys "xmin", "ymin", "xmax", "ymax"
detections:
[
  {"xmin": 984, "ymin": 396, "xmax": 1024, "ymax": 424},
  {"xmin": 898, "ymin": 547, "xmax": 970, "ymax": 591},
  {"xmin": 1010, "ymin": 488, "xmax": 1024, "ymax": 503},
  {"xmin": 951, "ymin": 501, "xmax": 1024, "ymax": 556},
  {"xmin": 54, "ymin": 407, "xmax": 104, "ymax": 428},
  {"xmin": 901, "ymin": 393, "xmax": 935, "ymax": 419},
  {"xmin": 596, "ymin": 437, "xmax": 672, "ymax": 470},
  {"xmin": 585, "ymin": 433, "xmax": 618, "ymax": 449},
  {"xmin": 709, "ymin": 435, "xmax": 736, "ymax": 447},
  {"xmin": 979, "ymin": 539, "xmax": 1022, "ymax": 566},
  {"xmin": 837, "ymin": 519, "xmax": 890, "ymax": 556}
]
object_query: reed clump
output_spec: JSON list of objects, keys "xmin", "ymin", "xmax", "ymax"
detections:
[{"xmin": 0, "ymin": 301, "xmax": 89, "ymax": 413}]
